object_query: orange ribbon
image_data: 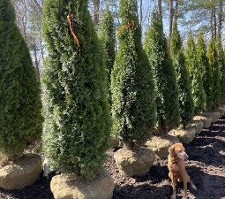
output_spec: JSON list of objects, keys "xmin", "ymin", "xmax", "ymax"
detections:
[
  {"xmin": 120, "ymin": 20, "xmax": 135, "ymax": 31},
  {"xmin": 67, "ymin": 15, "xmax": 80, "ymax": 48}
]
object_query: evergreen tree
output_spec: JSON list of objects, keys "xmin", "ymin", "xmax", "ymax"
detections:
[
  {"xmin": 99, "ymin": 4, "xmax": 115, "ymax": 90},
  {"xmin": 216, "ymin": 37, "xmax": 225, "ymax": 103},
  {"xmin": 196, "ymin": 33, "xmax": 212, "ymax": 110},
  {"xmin": 170, "ymin": 21, "xmax": 194, "ymax": 126},
  {"xmin": 207, "ymin": 39, "xmax": 221, "ymax": 110},
  {"xmin": 144, "ymin": 10, "xmax": 180, "ymax": 132},
  {"xmin": 0, "ymin": 0, "xmax": 42, "ymax": 158},
  {"xmin": 185, "ymin": 32, "xmax": 206, "ymax": 113},
  {"xmin": 42, "ymin": 0, "xmax": 111, "ymax": 178},
  {"xmin": 111, "ymin": 0, "xmax": 156, "ymax": 147}
]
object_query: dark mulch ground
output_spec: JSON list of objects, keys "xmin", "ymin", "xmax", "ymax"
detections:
[{"xmin": 1, "ymin": 116, "xmax": 225, "ymax": 199}]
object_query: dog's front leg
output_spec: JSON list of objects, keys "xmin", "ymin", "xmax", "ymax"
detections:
[
  {"xmin": 182, "ymin": 177, "xmax": 188, "ymax": 199},
  {"xmin": 171, "ymin": 174, "xmax": 177, "ymax": 199}
]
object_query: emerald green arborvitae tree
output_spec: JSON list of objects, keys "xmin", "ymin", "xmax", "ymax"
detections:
[
  {"xmin": 111, "ymin": 0, "xmax": 156, "ymax": 148},
  {"xmin": 0, "ymin": 0, "xmax": 42, "ymax": 158},
  {"xmin": 144, "ymin": 10, "xmax": 180, "ymax": 132},
  {"xmin": 207, "ymin": 39, "xmax": 221, "ymax": 110},
  {"xmin": 42, "ymin": 0, "xmax": 111, "ymax": 178},
  {"xmin": 185, "ymin": 32, "xmax": 206, "ymax": 114},
  {"xmin": 99, "ymin": 4, "xmax": 115, "ymax": 96},
  {"xmin": 216, "ymin": 37, "xmax": 225, "ymax": 104},
  {"xmin": 170, "ymin": 21, "xmax": 194, "ymax": 126},
  {"xmin": 196, "ymin": 33, "xmax": 212, "ymax": 110}
]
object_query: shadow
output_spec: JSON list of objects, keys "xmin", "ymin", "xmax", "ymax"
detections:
[
  {"xmin": 183, "ymin": 115, "xmax": 225, "ymax": 167},
  {"xmin": 133, "ymin": 163, "xmax": 169, "ymax": 183},
  {"xmin": 185, "ymin": 139, "xmax": 225, "ymax": 167},
  {"xmin": 0, "ymin": 172, "xmax": 55, "ymax": 199},
  {"xmin": 112, "ymin": 163, "xmax": 225, "ymax": 199},
  {"xmin": 113, "ymin": 183, "xmax": 172, "ymax": 199},
  {"xmin": 185, "ymin": 165, "xmax": 225, "ymax": 199}
]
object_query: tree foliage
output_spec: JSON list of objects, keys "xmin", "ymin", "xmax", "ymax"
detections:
[
  {"xmin": 99, "ymin": 4, "xmax": 115, "ymax": 102},
  {"xmin": 0, "ymin": 0, "xmax": 42, "ymax": 158},
  {"xmin": 196, "ymin": 33, "xmax": 211, "ymax": 110},
  {"xmin": 185, "ymin": 32, "xmax": 206, "ymax": 113},
  {"xmin": 170, "ymin": 20, "xmax": 194, "ymax": 126},
  {"xmin": 144, "ymin": 10, "xmax": 180, "ymax": 132},
  {"xmin": 207, "ymin": 39, "xmax": 221, "ymax": 110},
  {"xmin": 111, "ymin": 0, "xmax": 156, "ymax": 146},
  {"xmin": 42, "ymin": 0, "xmax": 111, "ymax": 178},
  {"xmin": 215, "ymin": 38, "xmax": 225, "ymax": 103}
]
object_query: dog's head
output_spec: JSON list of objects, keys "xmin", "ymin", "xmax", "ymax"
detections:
[{"xmin": 168, "ymin": 143, "xmax": 189, "ymax": 161}]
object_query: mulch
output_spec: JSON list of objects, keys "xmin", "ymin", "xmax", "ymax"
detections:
[{"xmin": 1, "ymin": 116, "xmax": 225, "ymax": 199}]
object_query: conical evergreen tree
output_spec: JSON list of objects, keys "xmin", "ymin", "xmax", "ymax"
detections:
[
  {"xmin": 111, "ymin": 0, "xmax": 156, "ymax": 147},
  {"xmin": 99, "ymin": 4, "xmax": 115, "ymax": 89},
  {"xmin": 144, "ymin": 10, "xmax": 180, "ymax": 132},
  {"xmin": 0, "ymin": 0, "xmax": 42, "ymax": 158},
  {"xmin": 170, "ymin": 21, "xmax": 194, "ymax": 126},
  {"xmin": 207, "ymin": 39, "xmax": 221, "ymax": 110},
  {"xmin": 185, "ymin": 32, "xmax": 206, "ymax": 114},
  {"xmin": 42, "ymin": 0, "xmax": 111, "ymax": 178},
  {"xmin": 215, "ymin": 37, "xmax": 225, "ymax": 104},
  {"xmin": 196, "ymin": 33, "xmax": 212, "ymax": 110}
]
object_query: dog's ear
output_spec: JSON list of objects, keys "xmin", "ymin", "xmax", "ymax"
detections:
[{"xmin": 168, "ymin": 145, "xmax": 176, "ymax": 157}]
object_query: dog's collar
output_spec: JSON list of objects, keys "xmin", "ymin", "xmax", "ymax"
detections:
[{"xmin": 172, "ymin": 157, "xmax": 179, "ymax": 163}]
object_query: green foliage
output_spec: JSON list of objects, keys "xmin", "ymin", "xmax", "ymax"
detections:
[
  {"xmin": 111, "ymin": 0, "xmax": 156, "ymax": 145},
  {"xmin": 207, "ymin": 39, "xmax": 221, "ymax": 110},
  {"xmin": 0, "ymin": 0, "xmax": 42, "ymax": 158},
  {"xmin": 99, "ymin": 4, "xmax": 115, "ymax": 103},
  {"xmin": 42, "ymin": 0, "xmax": 111, "ymax": 179},
  {"xmin": 196, "ymin": 33, "xmax": 211, "ymax": 110},
  {"xmin": 99, "ymin": 5, "xmax": 115, "ymax": 85},
  {"xmin": 215, "ymin": 38, "xmax": 225, "ymax": 103},
  {"xmin": 144, "ymin": 10, "xmax": 180, "ymax": 132},
  {"xmin": 170, "ymin": 21, "xmax": 194, "ymax": 126},
  {"xmin": 185, "ymin": 32, "xmax": 206, "ymax": 113}
]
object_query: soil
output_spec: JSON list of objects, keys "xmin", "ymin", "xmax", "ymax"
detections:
[{"xmin": 0, "ymin": 116, "xmax": 225, "ymax": 199}]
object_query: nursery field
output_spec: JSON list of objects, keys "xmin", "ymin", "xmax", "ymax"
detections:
[{"xmin": 1, "ymin": 116, "xmax": 225, "ymax": 199}]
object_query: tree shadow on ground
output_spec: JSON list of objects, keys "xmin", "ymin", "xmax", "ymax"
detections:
[
  {"xmin": 113, "ymin": 163, "xmax": 225, "ymax": 199},
  {"xmin": 184, "ymin": 117, "xmax": 225, "ymax": 168},
  {"xmin": 134, "ymin": 163, "xmax": 169, "ymax": 183},
  {"xmin": 185, "ymin": 137, "xmax": 225, "ymax": 167},
  {"xmin": 113, "ymin": 183, "xmax": 172, "ymax": 199},
  {"xmin": 112, "ymin": 162, "xmax": 172, "ymax": 199},
  {"xmin": 185, "ymin": 165, "xmax": 225, "ymax": 199}
]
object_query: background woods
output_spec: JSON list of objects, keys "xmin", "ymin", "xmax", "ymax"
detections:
[
  {"xmin": 12, "ymin": 0, "xmax": 225, "ymax": 68},
  {"xmin": 12, "ymin": 0, "xmax": 44, "ymax": 81}
]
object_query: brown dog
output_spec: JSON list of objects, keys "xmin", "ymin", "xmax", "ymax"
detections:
[{"xmin": 168, "ymin": 143, "xmax": 197, "ymax": 199}]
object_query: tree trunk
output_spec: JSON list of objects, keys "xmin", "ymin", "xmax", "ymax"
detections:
[
  {"xmin": 218, "ymin": 0, "xmax": 223, "ymax": 40},
  {"xmin": 169, "ymin": 0, "xmax": 174, "ymax": 40},
  {"xmin": 92, "ymin": 0, "xmax": 100, "ymax": 26},
  {"xmin": 213, "ymin": 3, "xmax": 217, "ymax": 40},
  {"xmin": 33, "ymin": 46, "xmax": 40, "ymax": 82},
  {"xmin": 30, "ymin": 0, "xmax": 43, "ymax": 13},
  {"xmin": 210, "ymin": 1, "xmax": 214, "ymax": 39},
  {"xmin": 158, "ymin": 0, "xmax": 162, "ymax": 20},
  {"xmin": 210, "ymin": 0, "xmax": 217, "ymax": 40},
  {"xmin": 140, "ymin": 0, "xmax": 143, "ymax": 26},
  {"xmin": 174, "ymin": 0, "xmax": 178, "ymax": 20}
]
